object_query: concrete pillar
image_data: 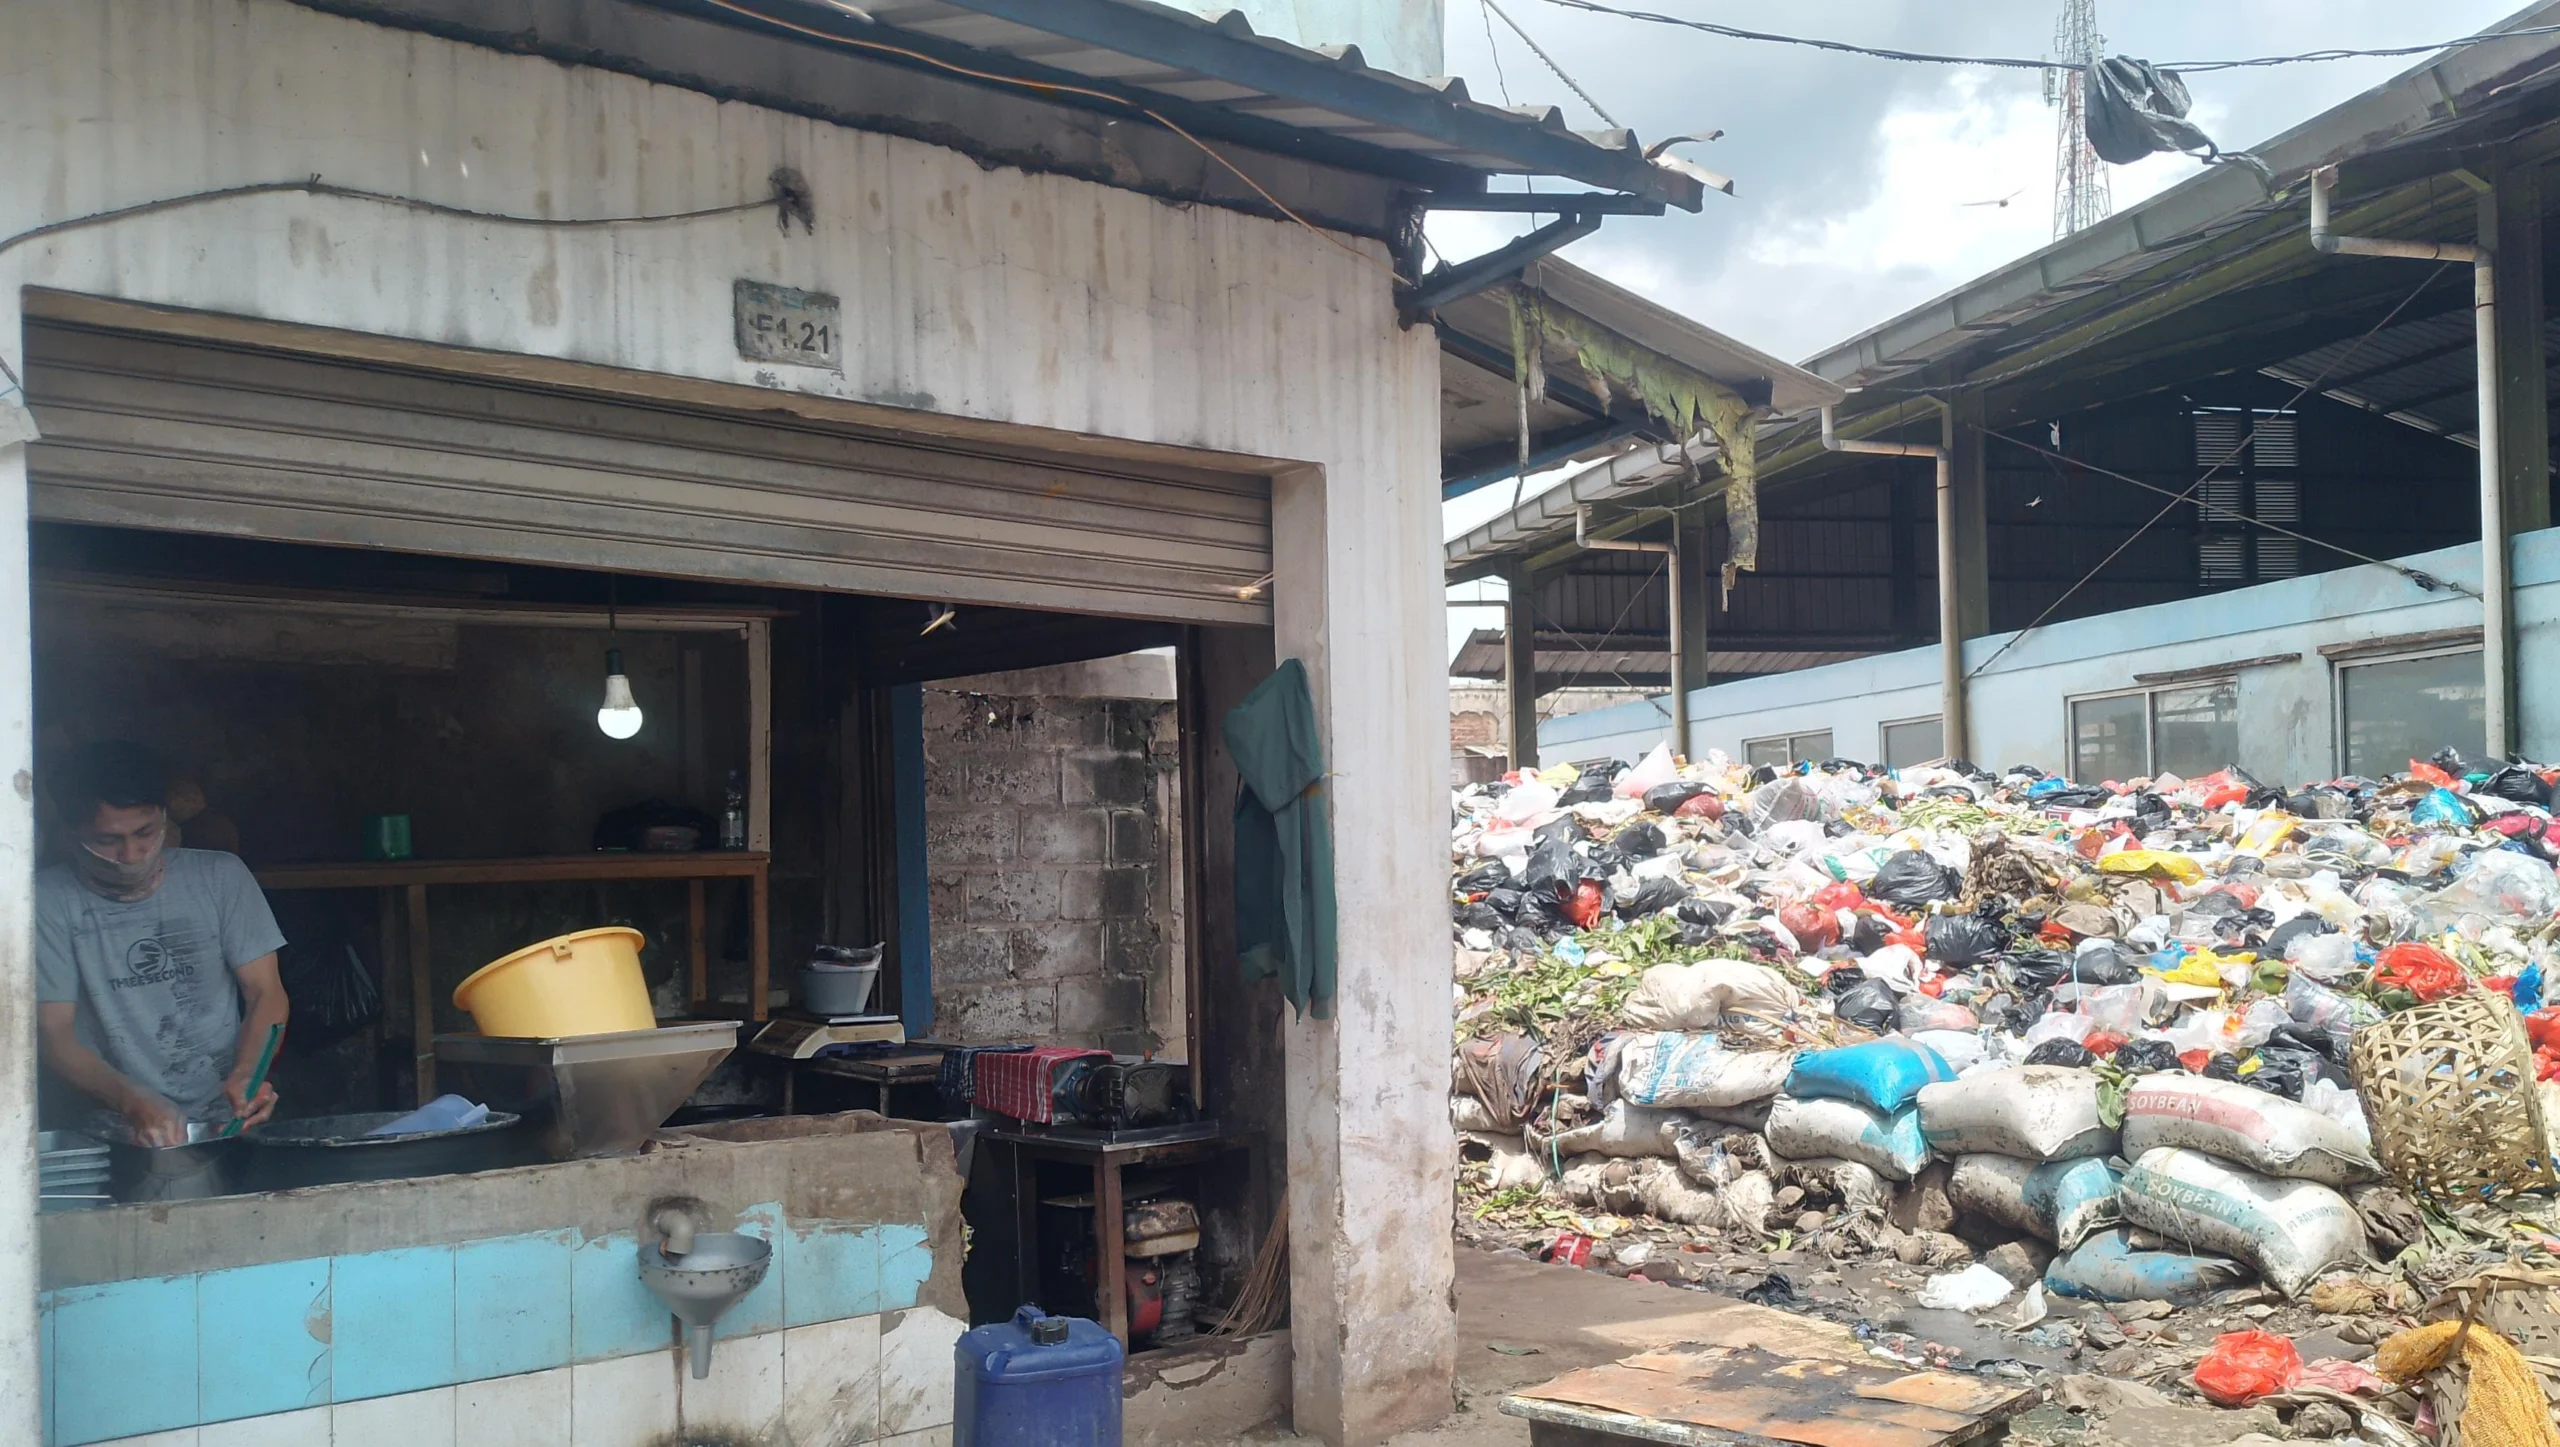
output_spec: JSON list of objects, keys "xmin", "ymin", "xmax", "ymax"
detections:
[
  {"xmin": 1501, "ymin": 562, "xmax": 1542, "ymax": 771},
  {"xmin": 1269, "ymin": 320, "xmax": 1457, "ymax": 1441},
  {"xmin": 0, "ymin": 298, "xmax": 39, "ymax": 1447},
  {"xmin": 1673, "ymin": 507, "xmax": 1714, "ymax": 758},
  {"xmin": 2488, "ymin": 159, "xmax": 2551, "ymax": 533}
]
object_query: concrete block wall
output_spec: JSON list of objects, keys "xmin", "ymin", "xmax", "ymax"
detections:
[{"xmin": 921, "ymin": 688, "xmax": 1181, "ymax": 1051}]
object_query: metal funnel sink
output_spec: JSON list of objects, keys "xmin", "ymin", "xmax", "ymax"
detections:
[{"xmin": 640, "ymin": 1232, "xmax": 771, "ymax": 1379}]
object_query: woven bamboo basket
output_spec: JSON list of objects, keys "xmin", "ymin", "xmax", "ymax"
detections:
[{"xmin": 2350, "ymin": 991, "xmax": 2560, "ymax": 1203}]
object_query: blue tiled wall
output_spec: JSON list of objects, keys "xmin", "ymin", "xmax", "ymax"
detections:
[{"xmin": 38, "ymin": 1207, "xmax": 932, "ymax": 1447}]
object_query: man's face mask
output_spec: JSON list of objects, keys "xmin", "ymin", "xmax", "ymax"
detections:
[{"xmin": 74, "ymin": 806, "xmax": 168, "ymax": 899}]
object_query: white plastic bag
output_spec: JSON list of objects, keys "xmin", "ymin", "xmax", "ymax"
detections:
[
  {"xmin": 1915, "ymin": 1263, "xmax": 2015, "ymax": 1312},
  {"xmin": 1918, "ymin": 1066, "xmax": 2118, "ymax": 1162},
  {"xmin": 2117, "ymin": 1146, "xmax": 2367, "ymax": 1298},
  {"xmin": 2415, "ymin": 849, "xmax": 2560, "ymax": 936},
  {"xmin": 1615, "ymin": 742, "xmax": 1680, "ymax": 799},
  {"xmin": 1533, "ymin": 1099, "xmax": 1685, "ymax": 1159},
  {"xmin": 2118, "ymin": 1075, "xmax": 2381, "ymax": 1187}
]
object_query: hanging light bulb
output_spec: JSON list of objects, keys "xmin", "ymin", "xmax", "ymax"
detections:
[
  {"xmin": 596, "ymin": 579, "xmax": 643, "ymax": 739},
  {"xmin": 597, "ymin": 648, "xmax": 644, "ymax": 739}
]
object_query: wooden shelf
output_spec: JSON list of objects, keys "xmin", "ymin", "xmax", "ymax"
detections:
[{"xmin": 252, "ymin": 852, "xmax": 773, "ymax": 1103}]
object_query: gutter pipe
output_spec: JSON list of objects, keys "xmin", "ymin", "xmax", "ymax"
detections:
[
  {"xmin": 2308, "ymin": 165, "xmax": 2509, "ymax": 758},
  {"xmin": 1575, "ymin": 505, "xmax": 1688, "ymax": 760},
  {"xmin": 1822, "ymin": 406, "xmax": 1968, "ymax": 763}
]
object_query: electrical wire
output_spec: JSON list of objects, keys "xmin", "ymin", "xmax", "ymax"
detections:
[
  {"xmin": 1477, "ymin": 0, "xmax": 1519, "ymax": 106},
  {"xmin": 1536, "ymin": 0, "xmax": 2560, "ymax": 75},
  {"xmin": 0, "ymin": 177, "xmax": 790, "ymax": 264},
  {"xmin": 1958, "ymin": 261, "xmax": 2459, "ymax": 681},
  {"xmin": 1481, "ymin": 0, "xmax": 1621, "ymax": 127},
  {"xmin": 690, "ymin": 0, "xmax": 1412, "ymax": 286}
]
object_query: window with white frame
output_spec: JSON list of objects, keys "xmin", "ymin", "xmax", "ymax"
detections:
[
  {"xmin": 2337, "ymin": 649, "xmax": 2484, "ymax": 779},
  {"xmin": 2067, "ymin": 679, "xmax": 2240, "ymax": 781},
  {"xmin": 1743, "ymin": 730, "xmax": 1834, "ymax": 769},
  {"xmin": 1880, "ymin": 716, "xmax": 1944, "ymax": 771}
]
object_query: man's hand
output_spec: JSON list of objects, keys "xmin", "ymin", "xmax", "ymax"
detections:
[
  {"xmin": 121, "ymin": 1091, "xmax": 190, "ymax": 1148},
  {"xmin": 223, "ymin": 1072, "xmax": 278, "ymax": 1130}
]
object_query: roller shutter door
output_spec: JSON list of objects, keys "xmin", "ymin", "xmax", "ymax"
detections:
[{"xmin": 22, "ymin": 320, "xmax": 1273, "ymax": 625}]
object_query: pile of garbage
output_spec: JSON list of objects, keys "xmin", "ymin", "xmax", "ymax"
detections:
[{"xmin": 1450, "ymin": 744, "xmax": 2560, "ymax": 1436}]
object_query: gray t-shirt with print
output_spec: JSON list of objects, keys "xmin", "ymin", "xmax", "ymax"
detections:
[{"xmin": 36, "ymin": 849, "xmax": 287, "ymax": 1120}]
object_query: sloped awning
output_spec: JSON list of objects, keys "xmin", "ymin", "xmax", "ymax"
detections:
[{"xmin": 701, "ymin": 0, "xmax": 1711, "ymax": 208}]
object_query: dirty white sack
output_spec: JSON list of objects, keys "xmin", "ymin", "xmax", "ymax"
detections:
[
  {"xmin": 1948, "ymin": 1154, "xmax": 2123, "ymax": 1250},
  {"xmin": 1619, "ymin": 960, "xmax": 1803, "ymax": 1032},
  {"xmin": 1613, "ymin": 1033, "xmax": 1797, "ymax": 1110},
  {"xmin": 2119, "ymin": 1074, "xmax": 2380, "ymax": 1188},
  {"xmin": 1764, "ymin": 1095, "xmax": 1931, "ymax": 1181},
  {"xmin": 1918, "ymin": 1065, "xmax": 2118, "ymax": 1162},
  {"xmin": 2117, "ymin": 1146, "xmax": 2368, "ymax": 1298},
  {"xmin": 1533, "ymin": 1099, "xmax": 1685, "ymax": 1159}
]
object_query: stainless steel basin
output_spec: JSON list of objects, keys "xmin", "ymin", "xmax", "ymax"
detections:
[{"xmin": 432, "ymin": 1022, "xmax": 738, "ymax": 1159}]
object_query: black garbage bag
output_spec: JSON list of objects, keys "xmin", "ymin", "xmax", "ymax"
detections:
[
  {"xmin": 2487, "ymin": 765, "xmax": 2555, "ymax": 807},
  {"xmin": 1455, "ymin": 861, "xmax": 1511, "ymax": 895},
  {"xmin": 1611, "ymin": 821, "xmax": 1667, "ymax": 859},
  {"xmin": 1833, "ymin": 977, "xmax": 1899, "ymax": 1032},
  {"xmin": 2086, "ymin": 56, "xmax": 2269, "ymax": 180},
  {"xmin": 1453, "ymin": 902, "xmax": 1504, "ymax": 932},
  {"xmin": 2003, "ymin": 950, "xmax": 2074, "ymax": 993},
  {"xmin": 1558, "ymin": 775, "xmax": 1614, "ymax": 806},
  {"xmin": 1504, "ymin": 926, "xmax": 1543, "ymax": 955},
  {"xmin": 1977, "ymin": 997, "xmax": 2033, "ymax": 1036},
  {"xmin": 1521, "ymin": 892, "xmax": 1577, "ymax": 935},
  {"xmin": 1722, "ymin": 813, "xmax": 1757, "ymax": 838},
  {"xmin": 2130, "ymin": 793, "xmax": 2172, "ymax": 829},
  {"xmin": 1847, "ymin": 911, "xmax": 1893, "ymax": 954},
  {"xmin": 1643, "ymin": 781, "xmax": 1709, "ymax": 814},
  {"xmin": 1524, "ymin": 830, "xmax": 1595, "ymax": 895},
  {"xmin": 2184, "ymin": 891, "xmax": 2244, "ymax": 919},
  {"xmin": 2245, "ymin": 1050, "xmax": 2316, "ymax": 1101},
  {"xmin": 2432, "ymin": 746, "xmax": 2490, "ymax": 779},
  {"xmin": 1871, "ymin": 849, "xmax": 1960, "ymax": 907},
  {"xmin": 1617, "ymin": 876, "xmax": 1688, "ymax": 919},
  {"xmin": 2038, "ymin": 786, "xmax": 2111, "ymax": 809},
  {"xmin": 1485, "ymin": 887, "xmax": 1525, "ymax": 920},
  {"xmin": 2114, "ymin": 1038, "xmax": 2182, "ymax": 1075},
  {"xmin": 2024, "ymin": 1039, "xmax": 2095, "ymax": 1069},
  {"xmin": 1677, "ymin": 897, "xmax": 1733, "ymax": 929},
  {"xmin": 2263, "ymin": 915, "xmax": 2335, "ymax": 960},
  {"xmin": 2265, "ymin": 1023, "xmax": 2354, "ymax": 1072},
  {"xmin": 1676, "ymin": 922, "xmax": 1723, "ymax": 948},
  {"xmin": 2213, "ymin": 907, "xmax": 2275, "ymax": 944},
  {"xmin": 2200, "ymin": 1053, "xmax": 2246, "ymax": 1084},
  {"xmin": 2069, "ymin": 943, "xmax": 2144, "ymax": 987},
  {"xmin": 1925, "ymin": 912, "xmax": 2003, "ymax": 965},
  {"xmin": 2286, "ymin": 788, "xmax": 2354, "ymax": 820}
]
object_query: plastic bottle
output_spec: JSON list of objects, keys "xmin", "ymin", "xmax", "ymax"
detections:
[{"xmin": 721, "ymin": 768, "xmax": 748, "ymax": 850}]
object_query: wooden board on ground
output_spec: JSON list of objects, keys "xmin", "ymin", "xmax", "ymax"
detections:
[{"xmin": 1501, "ymin": 1334, "xmax": 2035, "ymax": 1447}]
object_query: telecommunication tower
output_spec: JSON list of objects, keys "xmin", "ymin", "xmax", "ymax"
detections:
[{"xmin": 2045, "ymin": 0, "xmax": 2112, "ymax": 237}]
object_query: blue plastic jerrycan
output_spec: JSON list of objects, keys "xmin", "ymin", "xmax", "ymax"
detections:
[{"xmin": 954, "ymin": 1306, "xmax": 1125, "ymax": 1446}]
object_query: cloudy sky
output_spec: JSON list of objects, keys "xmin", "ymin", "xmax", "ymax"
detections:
[
  {"xmin": 1437, "ymin": 0, "xmax": 2528, "ymax": 642},
  {"xmin": 1432, "ymin": 0, "xmax": 2527, "ymax": 364}
]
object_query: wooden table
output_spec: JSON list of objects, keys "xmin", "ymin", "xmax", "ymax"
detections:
[
  {"xmin": 987, "ymin": 1122, "xmax": 1254, "ymax": 1347},
  {"xmin": 783, "ymin": 1049, "xmax": 947, "ymax": 1118},
  {"xmin": 255, "ymin": 853, "xmax": 770, "ymax": 1103}
]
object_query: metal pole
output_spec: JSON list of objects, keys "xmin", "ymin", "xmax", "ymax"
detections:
[
  {"xmin": 2477, "ymin": 252, "xmax": 2513, "ymax": 758},
  {"xmin": 1935, "ymin": 445, "xmax": 1969, "ymax": 763},
  {"xmin": 1665, "ymin": 531, "xmax": 1688, "ymax": 761}
]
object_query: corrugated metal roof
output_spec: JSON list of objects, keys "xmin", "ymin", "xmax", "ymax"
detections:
[
  {"xmin": 748, "ymin": 0, "xmax": 1710, "ymax": 207},
  {"xmin": 2258, "ymin": 311, "xmax": 2560, "ymax": 445}
]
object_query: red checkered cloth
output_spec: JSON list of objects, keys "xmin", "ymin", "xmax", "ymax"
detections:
[{"xmin": 974, "ymin": 1047, "xmax": 1111, "ymax": 1124}]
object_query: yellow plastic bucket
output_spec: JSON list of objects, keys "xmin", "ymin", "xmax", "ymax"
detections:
[{"xmin": 453, "ymin": 927, "xmax": 655, "ymax": 1038}]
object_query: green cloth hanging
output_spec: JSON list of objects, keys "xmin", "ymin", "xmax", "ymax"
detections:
[{"xmin": 1223, "ymin": 658, "xmax": 1337, "ymax": 1019}]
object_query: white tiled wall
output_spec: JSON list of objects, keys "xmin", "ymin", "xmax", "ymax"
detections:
[{"xmin": 80, "ymin": 1307, "xmax": 960, "ymax": 1447}]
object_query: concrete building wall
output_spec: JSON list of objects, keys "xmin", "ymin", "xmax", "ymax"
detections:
[
  {"xmin": 921, "ymin": 686, "xmax": 1181, "ymax": 1051},
  {"xmin": 2, "ymin": 2, "xmax": 1454, "ymax": 1441},
  {"xmin": 1544, "ymin": 529, "xmax": 2549, "ymax": 784}
]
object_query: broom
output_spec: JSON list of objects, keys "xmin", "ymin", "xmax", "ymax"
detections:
[{"xmin": 1210, "ymin": 1199, "xmax": 1290, "ymax": 1338}]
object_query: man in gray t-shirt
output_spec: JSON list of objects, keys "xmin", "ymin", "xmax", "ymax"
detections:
[{"xmin": 37, "ymin": 741, "xmax": 288, "ymax": 1145}]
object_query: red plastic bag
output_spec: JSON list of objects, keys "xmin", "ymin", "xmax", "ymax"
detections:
[
  {"xmin": 2193, "ymin": 1330, "xmax": 2302, "ymax": 1407},
  {"xmin": 1673, "ymin": 793, "xmax": 1723, "ymax": 820},
  {"xmin": 1813, "ymin": 882, "xmax": 1864, "ymax": 912},
  {"xmin": 1567, "ymin": 880, "xmax": 1605, "ymax": 930},
  {"xmin": 2410, "ymin": 760, "xmax": 2457, "ymax": 788},
  {"xmin": 1778, "ymin": 901, "xmax": 1839, "ymax": 951},
  {"xmin": 2375, "ymin": 942, "xmax": 2470, "ymax": 1002},
  {"xmin": 2083, "ymin": 1030, "xmax": 2128, "ymax": 1057}
]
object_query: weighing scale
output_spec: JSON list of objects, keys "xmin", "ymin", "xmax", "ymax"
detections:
[{"xmin": 748, "ymin": 1011, "xmax": 906, "ymax": 1060}]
